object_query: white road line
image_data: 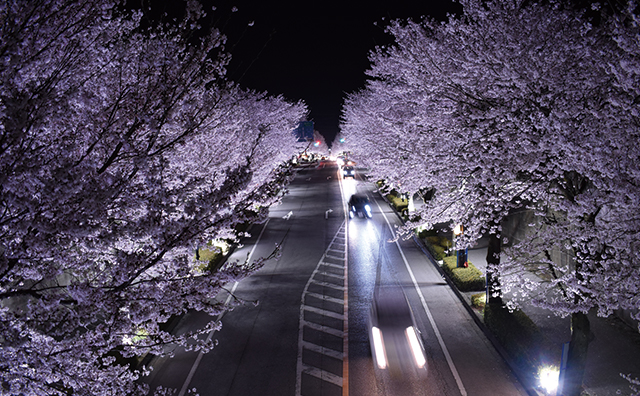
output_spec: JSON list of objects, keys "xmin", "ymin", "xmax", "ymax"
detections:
[
  {"xmin": 325, "ymin": 254, "xmax": 345, "ymax": 261},
  {"xmin": 301, "ymin": 340, "xmax": 344, "ymax": 360},
  {"xmin": 295, "ymin": 222, "xmax": 347, "ymax": 396},
  {"xmin": 308, "ymin": 279, "xmax": 346, "ymax": 291},
  {"xmin": 302, "ymin": 320, "xmax": 345, "ymax": 338},
  {"xmin": 301, "ymin": 365, "xmax": 343, "ymax": 387},
  {"xmin": 177, "ymin": 219, "xmax": 271, "ymax": 396},
  {"xmin": 305, "ymin": 291, "xmax": 345, "ymax": 305},
  {"xmin": 375, "ymin": 200, "xmax": 468, "ymax": 396},
  {"xmin": 303, "ymin": 305, "xmax": 345, "ymax": 321},
  {"xmin": 319, "ymin": 261, "xmax": 345, "ymax": 270}
]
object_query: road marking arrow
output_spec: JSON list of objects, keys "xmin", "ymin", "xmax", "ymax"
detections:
[{"xmin": 283, "ymin": 211, "xmax": 293, "ymax": 220}]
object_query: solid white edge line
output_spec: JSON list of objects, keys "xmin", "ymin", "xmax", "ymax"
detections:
[
  {"xmin": 177, "ymin": 218, "xmax": 271, "ymax": 396},
  {"xmin": 375, "ymin": 200, "xmax": 468, "ymax": 396}
]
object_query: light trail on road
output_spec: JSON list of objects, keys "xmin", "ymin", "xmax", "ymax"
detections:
[{"xmin": 373, "ymin": 198, "xmax": 468, "ymax": 396}]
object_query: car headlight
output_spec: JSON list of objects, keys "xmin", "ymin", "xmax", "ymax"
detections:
[
  {"xmin": 364, "ymin": 204, "xmax": 371, "ymax": 212},
  {"xmin": 372, "ymin": 327, "xmax": 388, "ymax": 369},
  {"xmin": 405, "ymin": 326, "xmax": 426, "ymax": 368}
]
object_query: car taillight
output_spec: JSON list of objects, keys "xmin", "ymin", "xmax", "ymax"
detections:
[{"xmin": 405, "ymin": 326, "xmax": 426, "ymax": 368}]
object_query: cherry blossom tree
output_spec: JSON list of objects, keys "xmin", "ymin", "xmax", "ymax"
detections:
[
  {"xmin": 341, "ymin": 1, "xmax": 640, "ymax": 394},
  {"xmin": 0, "ymin": 1, "xmax": 306, "ymax": 395}
]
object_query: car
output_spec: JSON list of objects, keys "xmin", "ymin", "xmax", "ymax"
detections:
[
  {"xmin": 342, "ymin": 165, "xmax": 355, "ymax": 178},
  {"xmin": 348, "ymin": 194, "xmax": 372, "ymax": 219},
  {"xmin": 369, "ymin": 286, "xmax": 427, "ymax": 377}
]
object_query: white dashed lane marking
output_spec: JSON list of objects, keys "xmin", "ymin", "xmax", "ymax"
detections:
[{"xmin": 295, "ymin": 222, "xmax": 347, "ymax": 396}]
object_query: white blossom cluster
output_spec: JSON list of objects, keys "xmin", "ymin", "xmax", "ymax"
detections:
[
  {"xmin": 342, "ymin": 0, "xmax": 640, "ymax": 325},
  {"xmin": 0, "ymin": 0, "xmax": 306, "ymax": 394}
]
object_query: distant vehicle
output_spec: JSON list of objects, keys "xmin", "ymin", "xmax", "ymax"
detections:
[
  {"xmin": 342, "ymin": 165, "xmax": 355, "ymax": 178},
  {"xmin": 369, "ymin": 286, "xmax": 427, "ymax": 377},
  {"xmin": 348, "ymin": 194, "xmax": 372, "ymax": 219}
]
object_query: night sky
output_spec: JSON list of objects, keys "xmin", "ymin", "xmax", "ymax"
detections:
[{"xmin": 150, "ymin": 1, "xmax": 462, "ymax": 145}]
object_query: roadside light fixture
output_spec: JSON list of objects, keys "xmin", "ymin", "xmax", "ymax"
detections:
[
  {"xmin": 453, "ymin": 223, "xmax": 463, "ymax": 236},
  {"xmin": 539, "ymin": 365, "xmax": 560, "ymax": 394}
]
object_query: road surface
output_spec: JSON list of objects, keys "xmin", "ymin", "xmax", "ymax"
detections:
[{"xmin": 143, "ymin": 161, "xmax": 527, "ymax": 396}]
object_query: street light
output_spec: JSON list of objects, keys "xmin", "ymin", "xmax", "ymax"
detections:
[{"xmin": 453, "ymin": 224, "xmax": 463, "ymax": 236}]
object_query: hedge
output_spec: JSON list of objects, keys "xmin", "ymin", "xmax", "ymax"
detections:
[
  {"xmin": 441, "ymin": 256, "xmax": 486, "ymax": 291},
  {"xmin": 471, "ymin": 293, "xmax": 486, "ymax": 309},
  {"xmin": 196, "ymin": 245, "xmax": 226, "ymax": 273},
  {"xmin": 386, "ymin": 193, "xmax": 408, "ymax": 214},
  {"xmin": 424, "ymin": 235, "xmax": 451, "ymax": 261}
]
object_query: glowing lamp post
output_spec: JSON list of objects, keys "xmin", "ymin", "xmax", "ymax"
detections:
[
  {"xmin": 453, "ymin": 224, "xmax": 463, "ymax": 236},
  {"xmin": 453, "ymin": 224, "xmax": 468, "ymax": 268}
]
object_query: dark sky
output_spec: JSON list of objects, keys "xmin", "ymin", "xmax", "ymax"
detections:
[{"xmin": 151, "ymin": 1, "xmax": 462, "ymax": 145}]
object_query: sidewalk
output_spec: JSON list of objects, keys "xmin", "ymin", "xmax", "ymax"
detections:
[{"xmin": 461, "ymin": 241, "xmax": 640, "ymax": 396}]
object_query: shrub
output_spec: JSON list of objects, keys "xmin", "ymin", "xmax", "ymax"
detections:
[
  {"xmin": 197, "ymin": 246, "xmax": 221, "ymax": 262},
  {"xmin": 386, "ymin": 193, "xmax": 408, "ymax": 213},
  {"xmin": 441, "ymin": 256, "xmax": 486, "ymax": 291},
  {"xmin": 196, "ymin": 242, "xmax": 228, "ymax": 273},
  {"xmin": 416, "ymin": 228, "xmax": 436, "ymax": 239},
  {"xmin": 430, "ymin": 244, "xmax": 447, "ymax": 260},
  {"xmin": 424, "ymin": 235, "xmax": 452, "ymax": 261},
  {"xmin": 471, "ymin": 293, "xmax": 486, "ymax": 309}
]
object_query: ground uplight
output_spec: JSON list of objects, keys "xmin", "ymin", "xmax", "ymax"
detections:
[{"xmin": 539, "ymin": 365, "xmax": 560, "ymax": 394}]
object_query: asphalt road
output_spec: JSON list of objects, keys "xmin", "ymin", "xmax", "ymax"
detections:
[{"xmin": 143, "ymin": 161, "xmax": 527, "ymax": 396}]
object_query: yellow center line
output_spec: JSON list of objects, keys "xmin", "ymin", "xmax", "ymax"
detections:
[{"xmin": 339, "ymin": 167, "xmax": 349, "ymax": 396}]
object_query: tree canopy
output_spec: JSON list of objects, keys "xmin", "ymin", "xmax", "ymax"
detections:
[
  {"xmin": 343, "ymin": 0, "xmax": 640, "ymax": 320},
  {"xmin": 0, "ymin": 0, "xmax": 306, "ymax": 394},
  {"xmin": 341, "ymin": 1, "xmax": 640, "ymax": 393}
]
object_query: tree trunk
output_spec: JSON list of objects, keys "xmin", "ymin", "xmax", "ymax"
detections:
[
  {"xmin": 486, "ymin": 229, "xmax": 503, "ymax": 305},
  {"xmin": 562, "ymin": 312, "xmax": 592, "ymax": 396}
]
